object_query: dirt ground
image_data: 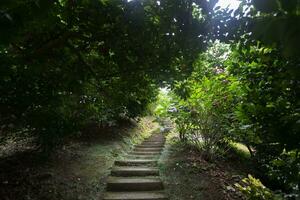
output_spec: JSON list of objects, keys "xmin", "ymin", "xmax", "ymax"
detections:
[
  {"xmin": 0, "ymin": 117, "xmax": 158, "ymax": 200},
  {"xmin": 159, "ymin": 135, "xmax": 252, "ymax": 200}
]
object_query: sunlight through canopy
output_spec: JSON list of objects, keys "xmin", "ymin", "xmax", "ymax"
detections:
[{"xmin": 215, "ymin": 0, "xmax": 240, "ymax": 10}]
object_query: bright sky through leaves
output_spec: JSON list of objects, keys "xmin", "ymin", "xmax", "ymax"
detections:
[{"xmin": 215, "ymin": 0, "xmax": 240, "ymax": 10}]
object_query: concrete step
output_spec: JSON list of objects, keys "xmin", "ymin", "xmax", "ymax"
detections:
[
  {"xmin": 131, "ymin": 151, "xmax": 161, "ymax": 155},
  {"xmin": 141, "ymin": 143, "xmax": 164, "ymax": 147},
  {"xmin": 146, "ymin": 135, "xmax": 164, "ymax": 139},
  {"xmin": 111, "ymin": 166, "xmax": 159, "ymax": 176},
  {"xmin": 134, "ymin": 148, "xmax": 162, "ymax": 152},
  {"xmin": 147, "ymin": 135, "xmax": 164, "ymax": 138},
  {"xmin": 142, "ymin": 140, "xmax": 165, "ymax": 144},
  {"xmin": 144, "ymin": 139, "xmax": 165, "ymax": 142},
  {"xmin": 106, "ymin": 177, "xmax": 164, "ymax": 191},
  {"xmin": 115, "ymin": 159, "xmax": 157, "ymax": 166},
  {"xmin": 135, "ymin": 144, "xmax": 164, "ymax": 148},
  {"xmin": 103, "ymin": 191, "xmax": 168, "ymax": 200},
  {"xmin": 126, "ymin": 154, "xmax": 158, "ymax": 159}
]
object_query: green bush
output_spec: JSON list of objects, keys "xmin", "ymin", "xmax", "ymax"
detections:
[
  {"xmin": 163, "ymin": 41, "xmax": 299, "ymax": 194},
  {"xmin": 235, "ymin": 175, "xmax": 280, "ymax": 200}
]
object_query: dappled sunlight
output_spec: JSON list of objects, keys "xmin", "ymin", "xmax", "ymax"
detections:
[{"xmin": 215, "ymin": 0, "xmax": 241, "ymax": 10}]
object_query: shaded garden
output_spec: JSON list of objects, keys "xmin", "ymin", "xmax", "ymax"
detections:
[{"xmin": 0, "ymin": 0, "xmax": 299, "ymax": 199}]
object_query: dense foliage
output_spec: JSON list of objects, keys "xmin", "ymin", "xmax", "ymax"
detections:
[
  {"xmin": 235, "ymin": 175, "xmax": 278, "ymax": 200},
  {"xmin": 153, "ymin": 0, "xmax": 300, "ymax": 197},
  {"xmin": 0, "ymin": 0, "xmax": 215, "ymax": 150},
  {"xmin": 162, "ymin": 41, "xmax": 299, "ymax": 196}
]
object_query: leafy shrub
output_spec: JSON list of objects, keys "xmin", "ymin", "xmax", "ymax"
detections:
[
  {"xmin": 265, "ymin": 151, "xmax": 300, "ymax": 195},
  {"xmin": 163, "ymin": 41, "xmax": 299, "ymax": 194},
  {"xmin": 166, "ymin": 42, "xmax": 243, "ymax": 159},
  {"xmin": 234, "ymin": 175, "xmax": 279, "ymax": 200}
]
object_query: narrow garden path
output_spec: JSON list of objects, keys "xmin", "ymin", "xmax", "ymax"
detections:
[{"xmin": 103, "ymin": 132, "xmax": 168, "ymax": 200}]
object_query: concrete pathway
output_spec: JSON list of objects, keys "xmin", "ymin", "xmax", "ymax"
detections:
[{"xmin": 103, "ymin": 133, "xmax": 168, "ymax": 200}]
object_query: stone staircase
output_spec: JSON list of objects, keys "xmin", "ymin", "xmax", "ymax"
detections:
[{"xmin": 103, "ymin": 133, "xmax": 168, "ymax": 200}]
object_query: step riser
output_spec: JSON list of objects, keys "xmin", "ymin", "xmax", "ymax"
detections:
[
  {"xmin": 136, "ymin": 145, "xmax": 164, "ymax": 148},
  {"xmin": 145, "ymin": 141, "xmax": 165, "ymax": 143},
  {"xmin": 134, "ymin": 148, "xmax": 162, "ymax": 151},
  {"xmin": 126, "ymin": 156, "xmax": 158, "ymax": 159},
  {"xmin": 135, "ymin": 146, "xmax": 163, "ymax": 149},
  {"xmin": 141, "ymin": 144, "xmax": 164, "ymax": 147},
  {"xmin": 111, "ymin": 170, "xmax": 159, "ymax": 177},
  {"xmin": 145, "ymin": 140, "xmax": 165, "ymax": 143},
  {"xmin": 127, "ymin": 154, "xmax": 159, "ymax": 157},
  {"xmin": 103, "ymin": 192, "xmax": 168, "ymax": 200},
  {"xmin": 107, "ymin": 182, "xmax": 164, "ymax": 191},
  {"xmin": 115, "ymin": 160, "xmax": 157, "ymax": 166},
  {"xmin": 103, "ymin": 196, "xmax": 168, "ymax": 200},
  {"xmin": 103, "ymin": 197, "xmax": 167, "ymax": 200},
  {"xmin": 142, "ymin": 142, "xmax": 165, "ymax": 144},
  {"xmin": 133, "ymin": 152, "xmax": 162, "ymax": 154},
  {"xmin": 131, "ymin": 152, "xmax": 161, "ymax": 155},
  {"xmin": 132, "ymin": 149, "xmax": 162, "ymax": 154}
]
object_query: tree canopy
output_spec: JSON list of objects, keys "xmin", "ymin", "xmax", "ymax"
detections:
[{"xmin": 0, "ymin": 0, "xmax": 217, "ymax": 149}]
